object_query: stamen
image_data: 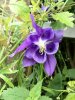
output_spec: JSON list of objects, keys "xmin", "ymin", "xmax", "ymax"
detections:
[{"xmin": 39, "ymin": 49, "xmax": 44, "ymax": 55}]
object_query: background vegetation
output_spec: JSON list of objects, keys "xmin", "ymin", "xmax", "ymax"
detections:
[{"xmin": 0, "ymin": 0, "xmax": 75, "ymax": 100}]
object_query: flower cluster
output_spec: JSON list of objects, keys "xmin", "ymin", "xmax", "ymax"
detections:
[{"xmin": 10, "ymin": 14, "xmax": 63, "ymax": 76}]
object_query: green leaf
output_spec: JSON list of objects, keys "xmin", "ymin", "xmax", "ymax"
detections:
[
  {"xmin": 27, "ymin": 80, "xmax": 42, "ymax": 100},
  {"xmin": 51, "ymin": 21, "xmax": 65, "ymax": 29},
  {"xmin": 49, "ymin": 73, "xmax": 62, "ymax": 90},
  {"xmin": 67, "ymin": 81, "xmax": 75, "ymax": 88},
  {"xmin": 52, "ymin": 12, "xmax": 74, "ymax": 27},
  {"xmin": 39, "ymin": 96, "xmax": 52, "ymax": 100},
  {"xmin": 9, "ymin": 1, "xmax": 30, "ymax": 15},
  {"xmin": 0, "ymin": 69, "xmax": 18, "ymax": 74},
  {"xmin": 9, "ymin": 0, "xmax": 30, "ymax": 21},
  {"xmin": 64, "ymin": 93, "xmax": 75, "ymax": 100},
  {"xmin": 2, "ymin": 87, "xmax": 29, "ymax": 100},
  {"xmin": 31, "ymin": 0, "xmax": 40, "ymax": 12},
  {"xmin": 46, "ymin": 73, "xmax": 62, "ymax": 96},
  {"xmin": 0, "ymin": 74, "xmax": 14, "ymax": 88},
  {"xmin": 66, "ymin": 81, "xmax": 75, "ymax": 92},
  {"xmin": 65, "ymin": 69, "xmax": 75, "ymax": 79}
]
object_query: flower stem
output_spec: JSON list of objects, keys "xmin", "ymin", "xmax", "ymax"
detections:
[
  {"xmin": 42, "ymin": 86, "xmax": 68, "ymax": 93},
  {"xmin": 39, "ymin": 64, "xmax": 43, "ymax": 81}
]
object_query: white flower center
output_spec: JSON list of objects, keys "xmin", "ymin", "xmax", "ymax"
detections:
[{"xmin": 35, "ymin": 38, "xmax": 46, "ymax": 53}]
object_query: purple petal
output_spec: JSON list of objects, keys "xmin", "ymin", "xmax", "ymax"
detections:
[
  {"xmin": 23, "ymin": 56, "xmax": 36, "ymax": 67},
  {"xmin": 33, "ymin": 49, "xmax": 46, "ymax": 63},
  {"xmin": 29, "ymin": 34, "xmax": 39, "ymax": 42},
  {"xmin": 41, "ymin": 28, "xmax": 54, "ymax": 40},
  {"xmin": 44, "ymin": 55, "xmax": 57, "ymax": 76},
  {"xmin": 30, "ymin": 14, "xmax": 43, "ymax": 35},
  {"xmin": 54, "ymin": 30, "xmax": 64, "ymax": 42},
  {"xmin": 25, "ymin": 44, "xmax": 38, "ymax": 59},
  {"xmin": 46, "ymin": 42, "xmax": 59, "ymax": 55},
  {"xmin": 9, "ymin": 36, "xmax": 31, "ymax": 57}
]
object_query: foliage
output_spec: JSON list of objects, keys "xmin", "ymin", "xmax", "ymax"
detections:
[
  {"xmin": 39, "ymin": 96, "xmax": 52, "ymax": 100},
  {"xmin": 1, "ymin": 81, "xmax": 50, "ymax": 100},
  {"xmin": 52, "ymin": 12, "xmax": 74, "ymax": 27},
  {"xmin": 0, "ymin": 0, "xmax": 75, "ymax": 100},
  {"xmin": 26, "ymin": 80, "xmax": 42, "ymax": 100},
  {"xmin": 65, "ymin": 93, "xmax": 75, "ymax": 100},
  {"xmin": 1, "ymin": 87, "xmax": 29, "ymax": 100}
]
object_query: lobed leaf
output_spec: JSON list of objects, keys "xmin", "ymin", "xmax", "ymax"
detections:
[
  {"xmin": 52, "ymin": 12, "xmax": 74, "ymax": 27},
  {"xmin": 26, "ymin": 80, "xmax": 42, "ymax": 100},
  {"xmin": 2, "ymin": 87, "xmax": 29, "ymax": 100},
  {"xmin": 65, "ymin": 69, "xmax": 75, "ymax": 79},
  {"xmin": 64, "ymin": 93, "xmax": 75, "ymax": 100},
  {"xmin": 39, "ymin": 96, "xmax": 52, "ymax": 100}
]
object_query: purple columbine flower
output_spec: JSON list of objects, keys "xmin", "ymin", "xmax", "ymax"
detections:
[{"xmin": 10, "ymin": 14, "xmax": 63, "ymax": 76}]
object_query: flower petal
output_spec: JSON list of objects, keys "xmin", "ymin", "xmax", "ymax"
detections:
[
  {"xmin": 54, "ymin": 30, "xmax": 64, "ymax": 42},
  {"xmin": 23, "ymin": 56, "xmax": 36, "ymax": 67},
  {"xmin": 25, "ymin": 44, "xmax": 38, "ymax": 59},
  {"xmin": 46, "ymin": 42, "xmax": 59, "ymax": 55},
  {"xmin": 30, "ymin": 14, "xmax": 43, "ymax": 35},
  {"xmin": 41, "ymin": 28, "xmax": 54, "ymax": 40},
  {"xmin": 9, "ymin": 37, "xmax": 31, "ymax": 57},
  {"xmin": 33, "ymin": 49, "xmax": 46, "ymax": 63},
  {"xmin": 29, "ymin": 34, "xmax": 39, "ymax": 42},
  {"xmin": 44, "ymin": 55, "xmax": 57, "ymax": 76}
]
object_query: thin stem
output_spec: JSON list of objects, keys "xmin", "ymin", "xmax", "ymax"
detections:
[
  {"xmin": 17, "ymin": 52, "xmax": 25, "ymax": 86},
  {"xmin": 42, "ymin": 86, "xmax": 68, "ymax": 93},
  {"xmin": 39, "ymin": 64, "xmax": 43, "ymax": 81},
  {"xmin": 60, "ymin": 0, "xmax": 69, "ymax": 11}
]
